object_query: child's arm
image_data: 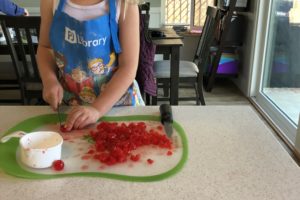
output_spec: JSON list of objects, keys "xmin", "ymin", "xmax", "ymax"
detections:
[
  {"xmin": 37, "ymin": 0, "xmax": 63, "ymax": 110},
  {"xmin": 65, "ymin": 1, "xmax": 140, "ymax": 130},
  {"xmin": 92, "ymin": 1, "xmax": 140, "ymax": 110}
]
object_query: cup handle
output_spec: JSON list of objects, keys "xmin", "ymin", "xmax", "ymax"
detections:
[{"xmin": 0, "ymin": 131, "xmax": 26, "ymax": 143}]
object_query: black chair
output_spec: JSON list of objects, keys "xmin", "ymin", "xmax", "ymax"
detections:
[
  {"xmin": 0, "ymin": 59, "xmax": 21, "ymax": 104},
  {"xmin": 204, "ymin": 0, "xmax": 241, "ymax": 92},
  {"xmin": 0, "ymin": 15, "xmax": 43, "ymax": 105},
  {"xmin": 152, "ymin": 6, "xmax": 222, "ymax": 105}
]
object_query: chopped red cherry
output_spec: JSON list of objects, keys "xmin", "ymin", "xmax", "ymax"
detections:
[
  {"xmin": 52, "ymin": 160, "xmax": 64, "ymax": 171},
  {"xmin": 60, "ymin": 124, "xmax": 69, "ymax": 132},
  {"xmin": 130, "ymin": 154, "xmax": 141, "ymax": 162},
  {"xmin": 167, "ymin": 151, "xmax": 173, "ymax": 156},
  {"xmin": 87, "ymin": 149, "xmax": 95, "ymax": 154},
  {"xmin": 88, "ymin": 122, "xmax": 172, "ymax": 166},
  {"xmin": 147, "ymin": 159, "xmax": 154, "ymax": 164}
]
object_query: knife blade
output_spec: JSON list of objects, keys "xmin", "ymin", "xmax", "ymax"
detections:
[
  {"xmin": 57, "ymin": 103, "xmax": 62, "ymax": 127},
  {"xmin": 159, "ymin": 104, "xmax": 173, "ymax": 138}
]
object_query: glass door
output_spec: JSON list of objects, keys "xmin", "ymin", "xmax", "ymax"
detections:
[{"xmin": 252, "ymin": 0, "xmax": 300, "ymax": 149}]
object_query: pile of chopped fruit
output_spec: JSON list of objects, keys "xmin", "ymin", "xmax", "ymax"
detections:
[{"xmin": 86, "ymin": 122, "xmax": 173, "ymax": 166}]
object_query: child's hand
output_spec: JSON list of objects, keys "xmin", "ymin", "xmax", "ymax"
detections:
[
  {"xmin": 42, "ymin": 79, "xmax": 63, "ymax": 110},
  {"xmin": 24, "ymin": 9, "xmax": 30, "ymax": 16},
  {"xmin": 64, "ymin": 106, "xmax": 101, "ymax": 131}
]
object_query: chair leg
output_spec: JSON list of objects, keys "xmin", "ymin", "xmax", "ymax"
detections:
[
  {"xmin": 19, "ymin": 84, "xmax": 27, "ymax": 105},
  {"xmin": 199, "ymin": 86, "xmax": 206, "ymax": 105},
  {"xmin": 203, "ymin": 52, "xmax": 216, "ymax": 92},
  {"xmin": 145, "ymin": 93, "xmax": 151, "ymax": 105},
  {"xmin": 163, "ymin": 86, "xmax": 169, "ymax": 97},
  {"xmin": 194, "ymin": 83, "xmax": 200, "ymax": 105},
  {"xmin": 197, "ymin": 76, "xmax": 206, "ymax": 105},
  {"xmin": 162, "ymin": 81, "xmax": 169, "ymax": 97},
  {"xmin": 152, "ymin": 95, "xmax": 157, "ymax": 105}
]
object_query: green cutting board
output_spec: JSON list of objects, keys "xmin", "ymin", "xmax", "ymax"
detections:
[{"xmin": 0, "ymin": 114, "xmax": 188, "ymax": 182}]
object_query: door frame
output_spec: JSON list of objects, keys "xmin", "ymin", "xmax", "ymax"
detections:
[{"xmin": 250, "ymin": 0, "xmax": 299, "ymax": 152}]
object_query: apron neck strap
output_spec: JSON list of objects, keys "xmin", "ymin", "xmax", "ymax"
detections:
[
  {"xmin": 109, "ymin": 0, "xmax": 122, "ymax": 54},
  {"xmin": 57, "ymin": 0, "xmax": 66, "ymax": 12},
  {"xmin": 56, "ymin": 0, "xmax": 122, "ymax": 54}
]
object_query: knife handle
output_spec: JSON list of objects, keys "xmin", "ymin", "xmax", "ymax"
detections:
[{"xmin": 159, "ymin": 104, "xmax": 173, "ymax": 123}]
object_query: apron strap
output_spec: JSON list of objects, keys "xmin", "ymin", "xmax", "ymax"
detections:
[
  {"xmin": 109, "ymin": 0, "xmax": 122, "ymax": 54},
  {"xmin": 57, "ymin": 0, "xmax": 66, "ymax": 12}
]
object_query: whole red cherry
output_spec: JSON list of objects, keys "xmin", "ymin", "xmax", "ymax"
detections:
[{"xmin": 52, "ymin": 160, "xmax": 65, "ymax": 171}]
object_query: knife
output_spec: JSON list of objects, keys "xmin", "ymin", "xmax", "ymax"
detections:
[
  {"xmin": 57, "ymin": 103, "xmax": 63, "ymax": 127},
  {"xmin": 159, "ymin": 104, "xmax": 173, "ymax": 138}
]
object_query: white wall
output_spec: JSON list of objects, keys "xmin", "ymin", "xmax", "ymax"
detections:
[
  {"xmin": 233, "ymin": 0, "xmax": 260, "ymax": 96},
  {"xmin": 13, "ymin": 0, "xmax": 39, "ymax": 7},
  {"xmin": 149, "ymin": 7, "xmax": 161, "ymax": 28},
  {"xmin": 12, "ymin": 0, "xmax": 40, "ymax": 15}
]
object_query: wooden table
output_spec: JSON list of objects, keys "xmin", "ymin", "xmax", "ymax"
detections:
[{"xmin": 150, "ymin": 28, "xmax": 184, "ymax": 105}]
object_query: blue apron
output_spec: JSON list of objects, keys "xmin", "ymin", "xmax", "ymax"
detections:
[{"xmin": 50, "ymin": 0, "xmax": 144, "ymax": 106}]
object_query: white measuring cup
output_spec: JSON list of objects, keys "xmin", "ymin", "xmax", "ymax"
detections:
[{"xmin": 1, "ymin": 131, "xmax": 63, "ymax": 168}]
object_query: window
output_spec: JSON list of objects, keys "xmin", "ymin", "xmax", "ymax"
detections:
[{"xmin": 164, "ymin": 0, "xmax": 215, "ymax": 28}]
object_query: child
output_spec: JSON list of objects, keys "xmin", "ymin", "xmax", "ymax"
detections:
[
  {"xmin": 0, "ymin": 0, "xmax": 29, "ymax": 16},
  {"xmin": 37, "ymin": 0, "xmax": 144, "ymax": 131}
]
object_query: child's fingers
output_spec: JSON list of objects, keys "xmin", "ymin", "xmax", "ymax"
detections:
[
  {"xmin": 45, "ymin": 95, "xmax": 57, "ymax": 110},
  {"xmin": 57, "ymin": 87, "xmax": 64, "ymax": 105},
  {"xmin": 73, "ymin": 115, "xmax": 89, "ymax": 130},
  {"xmin": 52, "ymin": 98, "xmax": 59, "ymax": 111},
  {"xmin": 49, "ymin": 94, "xmax": 59, "ymax": 111},
  {"xmin": 65, "ymin": 109, "xmax": 84, "ymax": 130},
  {"xmin": 78, "ymin": 115, "xmax": 97, "ymax": 130},
  {"xmin": 52, "ymin": 86, "xmax": 63, "ymax": 109},
  {"xmin": 43, "ymin": 90, "xmax": 59, "ymax": 110}
]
